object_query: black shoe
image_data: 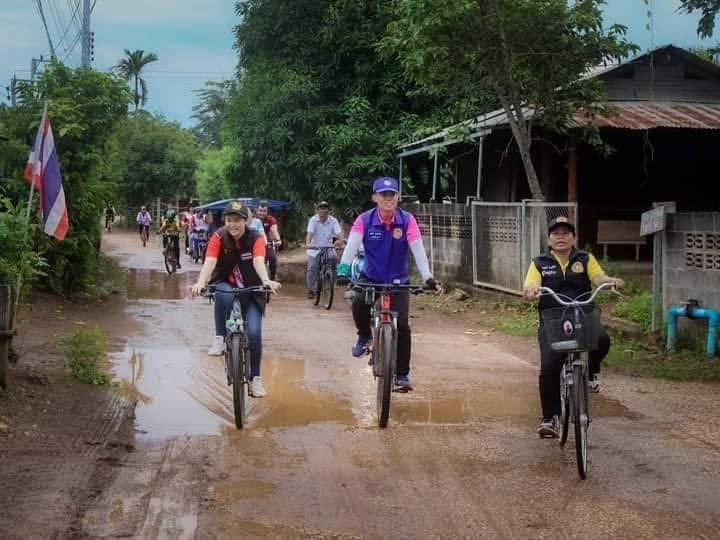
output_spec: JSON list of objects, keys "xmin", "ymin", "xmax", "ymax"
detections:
[
  {"xmin": 307, "ymin": 290, "xmax": 315, "ymax": 299},
  {"xmin": 538, "ymin": 417, "xmax": 559, "ymax": 438}
]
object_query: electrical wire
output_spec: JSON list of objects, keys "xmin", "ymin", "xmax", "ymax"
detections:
[{"xmin": 55, "ymin": 0, "xmax": 82, "ymax": 53}]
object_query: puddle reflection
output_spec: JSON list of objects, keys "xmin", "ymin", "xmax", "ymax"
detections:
[{"xmin": 126, "ymin": 268, "xmax": 198, "ymax": 300}]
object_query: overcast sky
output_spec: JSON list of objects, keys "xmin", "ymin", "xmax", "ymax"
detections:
[{"xmin": 1, "ymin": 1, "xmax": 716, "ymax": 127}]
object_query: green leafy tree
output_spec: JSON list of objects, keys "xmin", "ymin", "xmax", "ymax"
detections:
[
  {"xmin": 192, "ymin": 80, "xmax": 233, "ymax": 148},
  {"xmin": 195, "ymin": 146, "xmax": 235, "ymax": 201},
  {"xmin": 382, "ymin": 0, "xmax": 638, "ymax": 201},
  {"xmin": 114, "ymin": 112, "xmax": 199, "ymax": 210},
  {"xmin": 1, "ymin": 62, "xmax": 131, "ymax": 292},
  {"xmin": 114, "ymin": 49, "xmax": 159, "ymax": 112},
  {"xmin": 225, "ymin": 0, "xmax": 478, "ymax": 215},
  {"xmin": 679, "ymin": 0, "xmax": 720, "ymax": 38}
]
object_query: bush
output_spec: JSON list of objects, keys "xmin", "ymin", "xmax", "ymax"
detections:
[
  {"xmin": 612, "ymin": 292, "xmax": 652, "ymax": 331},
  {"xmin": 0, "ymin": 195, "xmax": 46, "ymax": 294},
  {"xmin": 61, "ymin": 325, "xmax": 111, "ymax": 385}
]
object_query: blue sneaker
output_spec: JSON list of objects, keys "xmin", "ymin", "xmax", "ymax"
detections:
[
  {"xmin": 351, "ymin": 336, "xmax": 371, "ymax": 357},
  {"xmin": 395, "ymin": 375, "xmax": 413, "ymax": 391}
]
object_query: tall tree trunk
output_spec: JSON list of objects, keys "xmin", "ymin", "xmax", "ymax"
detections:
[
  {"xmin": 134, "ymin": 75, "xmax": 139, "ymax": 112},
  {"xmin": 490, "ymin": 0, "xmax": 545, "ymax": 201}
]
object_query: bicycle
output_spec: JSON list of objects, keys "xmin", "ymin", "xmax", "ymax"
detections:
[
  {"xmin": 266, "ymin": 240, "xmax": 281, "ymax": 280},
  {"xmin": 537, "ymin": 281, "xmax": 619, "ymax": 479},
  {"xmin": 192, "ymin": 231, "xmax": 208, "ymax": 264},
  {"xmin": 203, "ymin": 284, "xmax": 270, "ymax": 429},
  {"xmin": 162, "ymin": 233, "xmax": 180, "ymax": 275},
  {"xmin": 353, "ymin": 281, "xmax": 431, "ymax": 428},
  {"xmin": 104, "ymin": 215, "xmax": 113, "ymax": 233},
  {"xmin": 313, "ymin": 246, "xmax": 337, "ymax": 310},
  {"xmin": 139, "ymin": 224, "xmax": 149, "ymax": 247}
]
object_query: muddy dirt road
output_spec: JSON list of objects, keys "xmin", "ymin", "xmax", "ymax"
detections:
[{"xmin": 7, "ymin": 231, "xmax": 720, "ymax": 538}]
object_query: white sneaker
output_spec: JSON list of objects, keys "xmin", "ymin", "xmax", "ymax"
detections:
[
  {"xmin": 249, "ymin": 377, "xmax": 267, "ymax": 398},
  {"xmin": 207, "ymin": 336, "xmax": 225, "ymax": 356},
  {"xmin": 589, "ymin": 374, "xmax": 600, "ymax": 393}
]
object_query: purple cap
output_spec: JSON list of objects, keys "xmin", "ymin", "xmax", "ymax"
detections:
[{"xmin": 372, "ymin": 176, "xmax": 399, "ymax": 193}]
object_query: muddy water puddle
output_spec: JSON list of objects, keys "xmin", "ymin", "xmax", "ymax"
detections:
[
  {"xmin": 112, "ymin": 346, "xmax": 356, "ymax": 439},
  {"xmin": 392, "ymin": 386, "xmax": 630, "ymax": 425},
  {"xmin": 125, "ymin": 268, "xmax": 198, "ymax": 300}
]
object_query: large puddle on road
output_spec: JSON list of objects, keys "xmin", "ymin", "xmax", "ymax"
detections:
[
  {"xmin": 112, "ymin": 347, "xmax": 356, "ymax": 440},
  {"xmin": 125, "ymin": 268, "xmax": 198, "ymax": 300},
  {"xmin": 392, "ymin": 387, "xmax": 630, "ymax": 424}
]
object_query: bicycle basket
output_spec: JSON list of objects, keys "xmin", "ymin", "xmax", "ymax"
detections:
[{"xmin": 541, "ymin": 306, "xmax": 601, "ymax": 352}]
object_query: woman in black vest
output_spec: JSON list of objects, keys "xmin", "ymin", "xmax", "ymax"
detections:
[
  {"xmin": 191, "ymin": 200, "xmax": 281, "ymax": 398},
  {"xmin": 523, "ymin": 217, "xmax": 624, "ymax": 438}
]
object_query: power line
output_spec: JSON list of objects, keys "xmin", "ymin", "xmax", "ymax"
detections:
[
  {"xmin": 55, "ymin": 0, "xmax": 82, "ymax": 53},
  {"xmin": 34, "ymin": 0, "xmax": 57, "ymax": 57}
]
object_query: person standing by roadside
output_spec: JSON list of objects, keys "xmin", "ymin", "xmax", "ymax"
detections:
[
  {"xmin": 523, "ymin": 216, "xmax": 624, "ymax": 437},
  {"xmin": 136, "ymin": 206, "xmax": 152, "ymax": 247},
  {"xmin": 305, "ymin": 201, "xmax": 343, "ymax": 299},
  {"xmin": 255, "ymin": 200, "xmax": 281, "ymax": 280}
]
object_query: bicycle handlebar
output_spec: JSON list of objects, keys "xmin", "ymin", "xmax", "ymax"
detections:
[
  {"xmin": 537, "ymin": 281, "xmax": 619, "ymax": 306},
  {"xmin": 201, "ymin": 285, "xmax": 270, "ymax": 298},
  {"xmin": 352, "ymin": 281, "xmax": 433, "ymax": 294}
]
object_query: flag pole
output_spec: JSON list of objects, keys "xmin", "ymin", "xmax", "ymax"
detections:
[{"xmin": 13, "ymin": 102, "xmax": 48, "ymax": 330}]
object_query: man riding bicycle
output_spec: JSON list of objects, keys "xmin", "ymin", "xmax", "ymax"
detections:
[
  {"xmin": 189, "ymin": 208, "xmax": 209, "ymax": 260},
  {"xmin": 136, "ymin": 206, "xmax": 152, "ymax": 246},
  {"xmin": 523, "ymin": 216, "xmax": 624, "ymax": 437},
  {"xmin": 255, "ymin": 200, "xmax": 282, "ymax": 280},
  {"xmin": 158, "ymin": 208, "xmax": 182, "ymax": 269},
  {"xmin": 190, "ymin": 200, "xmax": 281, "ymax": 398},
  {"xmin": 305, "ymin": 201, "xmax": 344, "ymax": 299},
  {"xmin": 336, "ymin": 177, "xmax": 439, "ymax": 391}
]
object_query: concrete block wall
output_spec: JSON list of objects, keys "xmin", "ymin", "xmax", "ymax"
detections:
[
  {"xmin": 664, "ymin": 213, "xmax": 720, "ymax": 333},
  {"xmin": 408, "ymin": 203, "xmax": 473, "ymax": 283}
]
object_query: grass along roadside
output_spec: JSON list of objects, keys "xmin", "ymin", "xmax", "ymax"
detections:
[
  {"xmin": 417, "ymin": 286, "xmax": 720, "ymax": 383},
  {"xmin": 60, "ymin": 325, "xmax": 112, "ymax": 385}
]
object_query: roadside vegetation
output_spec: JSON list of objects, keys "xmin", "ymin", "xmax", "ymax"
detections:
[{"xmin": 60, "ymin": 326, "xmax": 111, "ymax": 386}]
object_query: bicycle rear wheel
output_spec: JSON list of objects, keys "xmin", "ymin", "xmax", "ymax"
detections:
[
  {"xmin": 376, "ymin": 324, "xmax": 394, "ymax": 428},
  {"xmin": 321, "ymin": 266, "xmax": 334, "ymax": 310},
  {"xmin": 230, "ymin": 334, "xmax": 246, "ymax": 429},
  {"xmin": 164, "ymin": 249, "xmax": 176, "ymax": 274},
  {"xmin": 559, "ymin": 360, "xmax": 571, "ymax": 446},
  {"xmin": 573, "ymin": 362, "xmax": 589, "ymax": 479}
]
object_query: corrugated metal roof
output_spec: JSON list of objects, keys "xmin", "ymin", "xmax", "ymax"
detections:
[{"xmin": 582, "ymin": 102, "xmax": 720, "ymax": 130}]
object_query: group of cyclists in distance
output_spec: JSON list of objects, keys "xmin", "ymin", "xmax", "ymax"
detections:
[{"xmin": 125, "ymin": 177, "xmax": 625, "ymax": 436}]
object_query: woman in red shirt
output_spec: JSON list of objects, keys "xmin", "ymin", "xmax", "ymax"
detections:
[{"xmin": 191, "ymin": 200, "xmax": 281, "ymax": 398}]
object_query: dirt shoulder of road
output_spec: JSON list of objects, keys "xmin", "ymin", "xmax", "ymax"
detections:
[{"xmin": 0, "ymin": 283, "xmax": 138, "ymax": 537}]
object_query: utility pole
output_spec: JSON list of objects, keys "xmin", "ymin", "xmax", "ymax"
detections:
[
  {"xmin": 30, "ymin": 55, "xmax": 50, "ymax": 82},
  {"xmin": 9, "ymin": 78, "xmax": 16, "ymax": 107},
  {"xmin": 81, "ymin": 0, "xmax": 92, "ymax": 68}
]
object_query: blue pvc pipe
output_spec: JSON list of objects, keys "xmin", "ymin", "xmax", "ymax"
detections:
[{"xmin": 667, "ymin": 305, "xmax": 720, "ymax": 358}]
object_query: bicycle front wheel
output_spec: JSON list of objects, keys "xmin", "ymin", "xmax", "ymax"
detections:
[
  {"xmin": 559, "ymin": 360, "xmax": 571, "ymax": 446},
  {"xmin": 321, "ymin": 267, "xmax": 334, "ymax": 310},
  {"xmin": 313, "ymin": 269, "xmax": 322, "ymax": 306},
  {"xmin": 230, "ymin": 334, "xmax": 246, "ymax": 429},
  {"xmin": 573, "ymin": 363, "xmax": 589, "ymax": 479},
  {"xmin": 376, "ymin": 323, "xmax": 394, "ymax": 428}
]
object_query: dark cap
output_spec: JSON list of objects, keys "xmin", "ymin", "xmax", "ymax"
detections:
[
  {"xmin": 372, "ymin": 176, "xmax": 399, "ymax": 193},
  {"xmin": 316, "ymin": 200, "xmax": 330, "ymax": 209},
  {"xmin": 548, "ymin": 216, "xmax": 576, "ymax": 234},
  {"xmin": 222, "ymin": 199, "xmax": 249, "ymax": 219}
]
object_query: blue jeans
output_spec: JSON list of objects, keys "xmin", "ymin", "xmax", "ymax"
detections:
[{"xmin": 213, "ymin": 282, "xmax": 263, "ymax": 378}]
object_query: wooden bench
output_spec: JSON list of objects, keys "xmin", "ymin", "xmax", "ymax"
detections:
[{"xmin": 597, "ymin": 220, "xmax": 644, "ymax": 261}]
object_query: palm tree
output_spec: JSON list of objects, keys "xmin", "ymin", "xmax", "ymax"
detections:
[{"xmin": 114, "ymin": 49, "xmax": 159, "ymax": 111}]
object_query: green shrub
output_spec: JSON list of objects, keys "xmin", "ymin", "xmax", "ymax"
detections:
[
  {"xmin": 612, "ymin": 292, "xmax": 652, "ymax": 331},
  {"xmin": 61, "ymin": 326, "xmax": 111, "ymax": 385}
]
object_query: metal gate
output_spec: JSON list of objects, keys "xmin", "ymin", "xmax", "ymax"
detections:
[{"xmin": 471, "ymin": 201, "xmax": 578, "ymax": 294}]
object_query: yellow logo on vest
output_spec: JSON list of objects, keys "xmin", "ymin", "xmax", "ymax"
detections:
[
  {"xmin": 392, "ymin": 227, "xmax": 403, "ymax": 240},
  {"xmin": 571, "ymin": 261, "xmax": 584, "ymax": 273}
]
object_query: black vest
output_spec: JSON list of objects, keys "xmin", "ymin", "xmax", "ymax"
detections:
[
  {"xmin": 534, "ymin": 248, "xmax": 592, "ymax": 311},
  {"xmin": 209, "ymin": 226, "xmax": 265, "ymax": 309}
]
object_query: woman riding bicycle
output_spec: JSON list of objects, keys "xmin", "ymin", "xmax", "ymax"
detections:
[
  {"xmin": 136, "ymin": 206, "xmax": 152, "ymax": 246},
  {"xmin": 190, "ymin": 200, "xmax": 281, "ymax": 398},
  {"xmin": 336, "ymin": 176, "xmax": 440, "ymax": 391},
  {"xmin": 523, "ymin": 216, "xmax": 624, "ymax": 437}
]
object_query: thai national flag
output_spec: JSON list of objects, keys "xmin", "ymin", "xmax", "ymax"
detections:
[{"xmin": 23, "ymin": 109, "xmax": 69, "ymax": 240}]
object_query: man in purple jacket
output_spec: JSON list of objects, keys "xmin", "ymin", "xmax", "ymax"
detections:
[{"xmin": 337, "ymin": 177, "xmax": 439, "ymax": 390}]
